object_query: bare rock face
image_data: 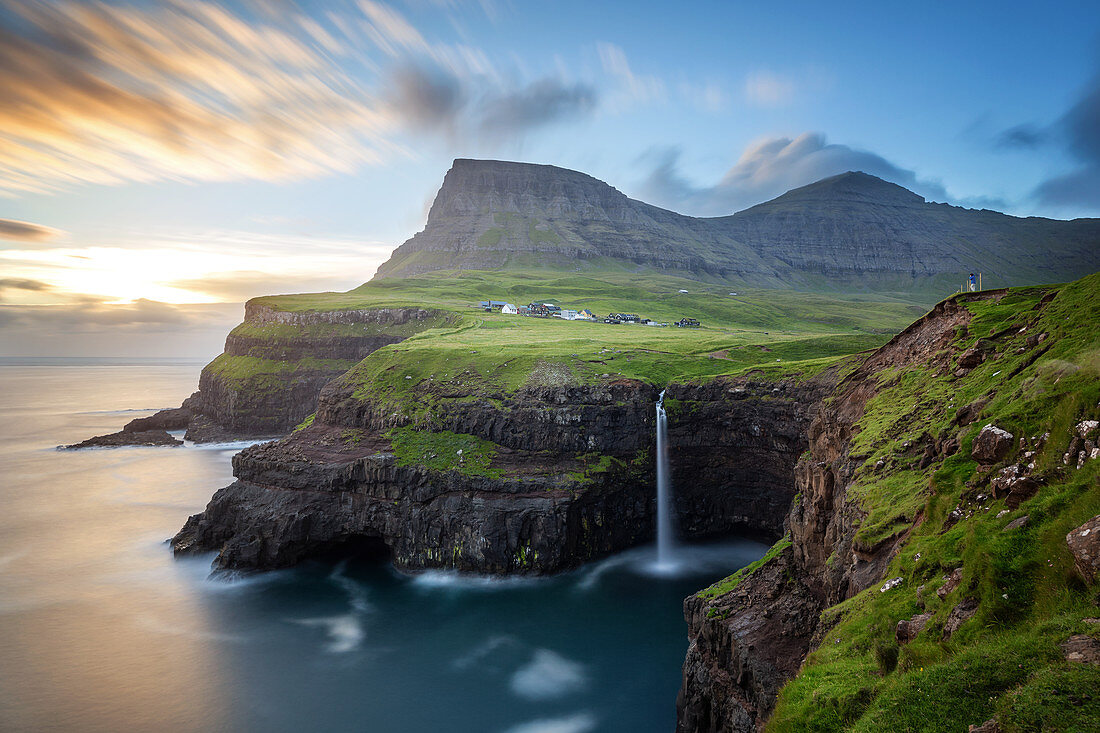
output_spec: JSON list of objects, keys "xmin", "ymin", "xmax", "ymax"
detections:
[
  {"xmin": 972, "ymin": 424, "xmax": 1015, "ymax": 464},
  {"xmin": 375, "ymin": 160, "xmax": 1100, "ymax": 297},
  {"xmin": 1066, "ymin": 515, "xmax": 1100, "ymax": 584},
  {"xmin": 174, "ymin": 375, "xmax": 832, "ymax": 574}
]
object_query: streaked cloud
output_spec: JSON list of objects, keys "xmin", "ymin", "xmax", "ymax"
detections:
[
  {"xmin": 744, "ymin": 71, "xmax": 796, "ymax": 107},
  {"xmin": 597, "ymin": 43, "xmax": 664, "ymax": 107},
  {"xmin": 638, "ymin": 133, "xmax": 950, "ymax": 216},
  {"xmin": 743, "ymin": 67, "xmax": 834, "ymax": 108},
  {"xmin": 165, "ymin": 270, "xmax": 365, "ymax": 301},
  {"xmin": 0, "ymin": 299, "xmax": 242, "ymax": 358},
  {"xmin": 0, "ymin": 218, "xmax": 64, "ymax": 242},
  {"xmin": 1033, "ymin": 67, "xmax": 1100, "ymax": 209},
  {"xmin": 0, "ymin": 228, "xmax": 393, "ymax": 305},
  {"xmin": 0, "ymin": 0, "xmax": 393, "ymax": 197},
  {"xmin": 0, "ymin": 278, "xmax": 53, "ymax": 300},
  {"xmin": 383, "ymin": 62, "xmax": 596, "ymax": 140}
]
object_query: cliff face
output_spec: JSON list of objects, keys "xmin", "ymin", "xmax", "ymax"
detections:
[
  {"xmin": 676, "ymin": 273, "xmax": 1100, "ymax": 731},
  {"xmin": 136, "ymin": 304, "xmax": 450, "ymax": 442},
  {"xmin": 677, "ymin": 297, "xmax": 974, "ymax": 731},
  {"xmin": 173, "ymin": 374, "xmax": 833, "ymax": 573},
  {"xmin": 373, "ymin": 160, "xmax": 1100, "ymax": 296}
]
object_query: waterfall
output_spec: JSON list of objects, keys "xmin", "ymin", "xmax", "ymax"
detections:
[{"xmin": 655, "ymin": 390, "xmax": 676, "ymax": 567}]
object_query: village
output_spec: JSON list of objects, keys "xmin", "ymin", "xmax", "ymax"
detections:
[{"xmin": 477, "ymin": 299, "xmax": 701, "ymax": 328}]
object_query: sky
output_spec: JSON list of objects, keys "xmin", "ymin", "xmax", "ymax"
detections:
[{"xmin": 1, "ymin": 0, "xmax": 1099, "ymax": 358}]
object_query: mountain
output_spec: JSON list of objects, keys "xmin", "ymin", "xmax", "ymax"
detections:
[{"xmin": 373, "ymin": 159, "xmax": 1100, "ymax": 297}]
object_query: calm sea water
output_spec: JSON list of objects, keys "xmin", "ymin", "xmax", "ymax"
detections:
[{"xmin": 0, "ymin": 362, "xmax": 767, "ymax": 733}]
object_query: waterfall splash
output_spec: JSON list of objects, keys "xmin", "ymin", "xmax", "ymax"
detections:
[{"xmin": 655, "ymin": 389, "xmax": 677, "ymax": 571}]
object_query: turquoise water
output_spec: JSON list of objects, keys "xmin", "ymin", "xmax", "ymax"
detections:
[{"xmin": 0, "ymin": 363, "xmax": 766, "ymax": 733}]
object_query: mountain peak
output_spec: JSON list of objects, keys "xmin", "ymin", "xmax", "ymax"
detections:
[{"xmin": 756, "ymin": 170, "xmax": 926, "ymax": 209}]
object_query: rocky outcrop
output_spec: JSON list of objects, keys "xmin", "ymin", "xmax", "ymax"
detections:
[
  {"xmin": 73, "ymin": 304, "xmax": 449, "ymax": 446},
  {"xmin": 62, "ymin": 429, "xmax": 182, "ymax": 449},
  {"xmin": 677, "ymin": 294, "xmax": 979, "ymax": 731},
  {"xmin": 375, "ymin": 160, "xmax": 1100, "ymax": 297},
  {"xmin": 174, "ymin": 370, "xmax": 836, "ymax": 574}
]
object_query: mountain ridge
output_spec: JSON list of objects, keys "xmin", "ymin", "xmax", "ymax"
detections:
[{"xmin": 373, "ymin": 159, "xmax": 1100, "ymax": 299}]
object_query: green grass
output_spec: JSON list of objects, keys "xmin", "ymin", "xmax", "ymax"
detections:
[
  {"xmin": 760, "ymin": 272, "xmax": 1100, "ymax": 731},
  {"xmin": 699, "ymin": 536, "xmax": 791, "ymax": 600},
  {"xmin": 386, "ymin": 426, "xmax": 504, "ymax": 478}
]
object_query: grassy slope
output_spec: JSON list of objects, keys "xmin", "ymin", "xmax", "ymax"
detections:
[
  {"xmin": 243, "ymin": 270, "xmax": 928, "ymax": 406},
  {"xmin": 746, "ymin": 273, "xmax": 1100, "ymax": 731}
]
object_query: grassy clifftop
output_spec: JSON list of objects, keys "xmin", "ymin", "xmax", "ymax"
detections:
[{"xmin": 700, "ymin": 272, "xmax": 1100, "ymax": 731}]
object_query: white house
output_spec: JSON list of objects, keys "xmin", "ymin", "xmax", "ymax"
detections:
[
  {"xmin": 501, "ymin": 303, "xmax": 518, "ymax": 315},
  {"xmin": 556, "ymin": 309, "xmax": 580, "ymax": 320}
]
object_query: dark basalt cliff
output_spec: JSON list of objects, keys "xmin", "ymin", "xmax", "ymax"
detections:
[
  {"xmin": 676, "ymin": 294, "xmax": 990, "ymax": 731},
  {"xmin": 374, "ymin": 159, "xmax": 1100, "ymax": 295},
  {"xmin": 172, "ymin": 374, "xmax": 833, "ymax": 573},
  {"xmin": 101, "ymin": 304, "xmax": 449, "ymax": 445}
]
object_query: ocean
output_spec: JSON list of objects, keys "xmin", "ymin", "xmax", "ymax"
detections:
[{"xmin": 0, "ymin": 361, "xmax": 766, "ymax": 733}]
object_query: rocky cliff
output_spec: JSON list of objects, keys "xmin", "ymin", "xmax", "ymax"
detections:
[
  {"xmin": 374, "ymin": 160, "xmax": 1100, "ymax": 297},
  {"xmin": 93, "ymin": 303, "xmax": 451, "ymax": 445},
  {"xmin": 173, "ymin": 372, "xmax": 834, "ymax": 573},
  {"xmin": 677, "ymin": 272, "xmax": 1100, "ymax": 731}
]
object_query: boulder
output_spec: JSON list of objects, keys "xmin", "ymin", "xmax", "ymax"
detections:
[
  {"xmin": 968, "ymin": 720, "xmax": 1002, "ymax": 733},
  {"xmin": 895, "ymin": 612, "xmax": 932, "ymax": 644},
  {"xmin": 943, "ymin": 597, "xmax": 979, "ymax": 639},
  {"xmin": 971, "ymin": 424, "xmax": 1014, "ymax": 464},
  {"xmin": 936, "ymin": 567, "xmax": 964, "ymax": 600},
  {"xmin": 1061, "ymin": 634, "xmax": 1100, "ymax": 665},
  {"xmin": 1066, "ymin": 515, "xmax": 1100, "ymax": 583},
  {"xmin": 954, "ymin": 398, "xmax": 989, "ymax": 426},
  {"xmin": 1003, "ymin": 515, "xmax": 1029, "ymax": 531},
  {"xmin": 1077, "ymin": 420, "xmax": 1099, "ymax": 440},
  {"xmin": 957, "ymin": 347, "xmax": 984, "ymax": 369}
]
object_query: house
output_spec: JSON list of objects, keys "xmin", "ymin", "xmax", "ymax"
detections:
[
  {"xmin": 577, "ymin": 309, "xmax": 597, "ymax": 321},
  {"xmin": 479, "ymin": 300, "xmax": 509, "ymax": 311},
  {"xmin": 676, "ymin": 317, "xmax": 701, "ymax": 328},
  {"xmin": 556, "ymin": 309, "xmax": 579, "ymax": 320},
  {"xmin": 501, "ymin": 303, "xmax": 518, "ymax": 315}
]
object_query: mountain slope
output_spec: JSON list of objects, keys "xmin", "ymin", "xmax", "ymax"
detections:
[{"xmin": 373, "ymin": 160, "xmax": 1100, "ymax": 299}]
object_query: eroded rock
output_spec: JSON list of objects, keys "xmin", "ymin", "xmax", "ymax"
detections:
[
  {"xmin": 1061, "ymin": 634, "xmax": 1100, "ymax": 665},
  {"xmin": 972, "ymin": 424, "xmax": 1014, "ymax": 464},
  {"xmin": 62, "ymin": 429, "xmax": 183, "ymax": 449},
  {"xmin": 1066, "ymin": 515, "xmax": 1100, "ymax": 584}
]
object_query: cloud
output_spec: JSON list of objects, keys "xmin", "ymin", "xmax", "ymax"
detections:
[
  {"xmin": 597, "ymin": 43, "xmax": 664, "ymax": 107},
  {"xmin": 0, "ymin": 278, "xmax": 53, "ymax": 296},
  {"xmin": 0, "ymin": 218, "xmax": 63, "ymax": 242},
  {"xmin": 1032, "ymin": 67, "xmax": 1100, "ymax": 210},
  {"xmin": 995, "ymin": 124, "xmax": 1046, "ymax": 150},
  {"xmin": 0, "ymin": 0, "xmax": 394, "ymax": 197},
  {"xmin": 165, "ymin": 270, "xmax": 365, "ymax": 300},
  {"xmin": 0, "ymin": 299, "xmax": 243, "ymax": 357},
  {"xmin": 479, "ymin": 78, "xmax": 596, "ymax": 134},
  {"xmin": 744, "ymin": 71, "xmax": 796, "ymax": 107},
  {"xmin": 638, "ymin": 133, "xmax": 949, "ymax": 216},
  {"xmin": 382, "ymin": 62, "xmax": 597, "ymax": 141}
]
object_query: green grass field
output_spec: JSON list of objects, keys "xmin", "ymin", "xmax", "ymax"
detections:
[{"xmin": 239, "ymin": 269, "xmax": 931, "ymax": 402}]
